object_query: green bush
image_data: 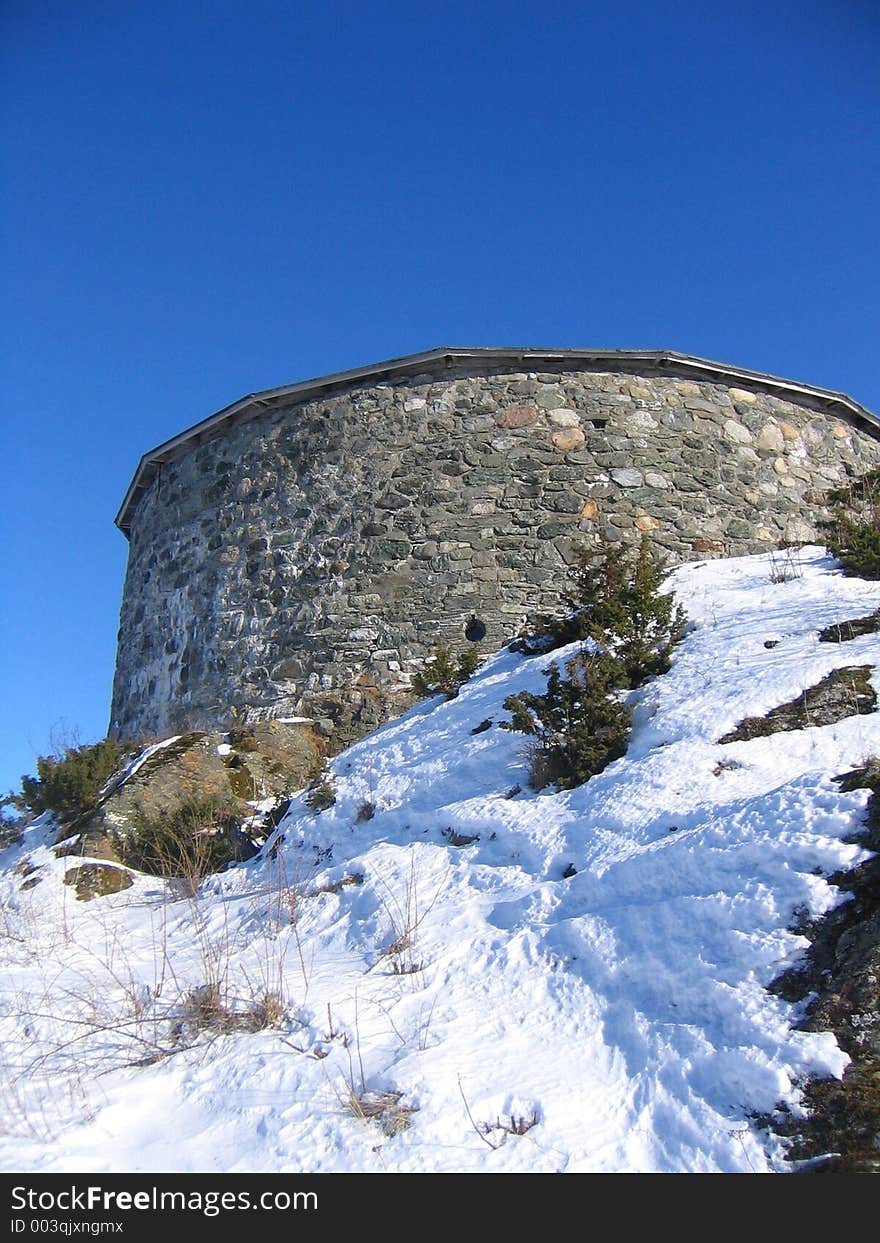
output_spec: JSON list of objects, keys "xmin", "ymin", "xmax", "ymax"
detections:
[
  {"xmin": 517, "ymin": 534, "xmax": 686, "ymax": 688},
  {"xmin": 503, "ymin": 535, "xmax": 686, "ymax": 791},
  {"xmin": 501, "ymin": 651, "xmax": 632, "ymax": 790},
  {"xmin": 0, "ymin": 801, "xmax": 23, "ymax": 850},
  {"xmin": 13, "ymin": 738, "xmax": 132, "ymax": 825},
  {"xmin": 577, "ymin": 533, "xmax": 687, "ymax": 688},
  {"xmin": 820, "ymin": 468, "xmax": 880, "ymax": 579},
  {"xmin": 410, "ymin": 643, "xmax": 482, "ymax": 700},
  {"xmin": 122, "ymin": 794, "xmax": 250, "ymax": 881}
]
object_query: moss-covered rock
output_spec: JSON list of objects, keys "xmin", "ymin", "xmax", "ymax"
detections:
[
  {"xmin": 222, "ymin": 754, "xmax": 255, "ymax": 800},
  {"xmin": 63, "ymin": 863, "xmax": 134, "ymax": 901},
  {"xmin": 818, "ymin": 610, "xmax": 880, "ymax": 644},
  {"xmin": 63, "ymin": 722, "xmax": 322, "ymax": 873},
  {"xmin": 718, "ymin": 666, "xmax": 876, "ymax": 744},
  {"xmin": 230, "ymin": 721, "xmax": 325, "ymax": 799}
]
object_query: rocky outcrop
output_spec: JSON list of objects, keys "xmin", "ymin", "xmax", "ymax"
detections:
[
  {"xmin": 818, "ymin": 610, "xmax": 880, "ymax": 644},
  {"xmin": 718, "ymin": 666, "xmax": 877, "ymax": 744},
  {"xmin": 770, "ymin": 764, "xmax": 880, "ymax": 1172},
  {"xmin": 63, "ymin": 863, "xmax": 134, "ymax": 901},
  {"xmin": 57, "ymin": 721, "xmax": 322, "ymax": 868}
]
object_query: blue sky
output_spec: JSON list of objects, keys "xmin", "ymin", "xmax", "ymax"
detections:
[{"xmin": 1, "ymin": 0, "xmax": 878, "ymax": 795}]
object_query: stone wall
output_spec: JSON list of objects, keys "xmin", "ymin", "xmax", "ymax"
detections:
[{"xmin": 110, "ymin": 358, "xmax": 880, "ymax": 743}]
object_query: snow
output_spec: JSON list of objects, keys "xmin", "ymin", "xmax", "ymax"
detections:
[
  {"xmin": 1, "ymin": 547, "xmax": 878, "ymax": 1172},
  {"xmin": 99, "ymin": 734, "xmax": 182, "ymax": 799}
]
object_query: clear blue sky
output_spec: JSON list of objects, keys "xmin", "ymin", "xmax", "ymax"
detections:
[{"xmin": 1, "ymin": 0, "xmax": 878, "ymax": 795}]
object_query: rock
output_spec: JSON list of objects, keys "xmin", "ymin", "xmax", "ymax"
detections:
[
  {"xmin": 73, "ymin": 724, "xmax": 322, "ymax": 866},
  {"xmin": 635, "ymin": 515, "xmax": 660, "ymax": 531},
  {"xmin": 538, "ymin": 521, "xmax": 573, "ymax": 539},
  {"xmin": 784, "ymin": 516, "xmax": 816, "ymax": 543},
  {"xmin": 610, "ymin": 468, "xmax": 643, "ymax": 488},
  {"xmin": 766, "ymin": 775, "xmax": 880, "ymax": 1169},
  {"xmin": 548, "ymin": 492, "xmax": 583, "ymax": 513},
  {"xmin": 719, "ymin": 665, "xmax": 876, "ymax": 743},
  {"xmin": 755, "ymin": 423, "xmax": 785, "ymax": 453},
  {"xmin": 551, "ymin": 428, "xmax": 586, "ymax": 451},
  {"xmin": 580, "ymin": 499, "xmax": 600, "ymax": 520},
  {"xmin": 643, "ymin": 471, "xmax": 670, "ymax": 489},
  {"xmin": 819, "ymin": 610, "xmax": 880, "ymax": 644},
  {"xmin": 378, "ymin": 493, "xmax": 410, "ymax": 511},
  {"xmin": 780, "ymin": 421, "xmax": 800, "ymax": 440},
  {"xmin": 803, "ymin": 900, "xmax": 880, "ymax": 1056},
  {"xmin": 625, "ymin": 410, "xmax": 659, "ymax": 431},
  {"xmin": 723, "ymin": 419, "xmax": 753, "ymax": 445},
  {"xmin": 833, "ymin": 423, "xmax": 851, "ymax": 439},
  {"xmin": 728, "ymin": 387, "xmax": 758, "ymax": 405},
  {"xmin": 371, "ymin": 538, "xmax": 410, "ymax": 560},
  {"xmin": 547, "ymin": 408, "xmax": 580, "ymax": 427},
  {"xmin": 496, "ymin": 405, "xmax": 539, "ymax": 429},
  {"xmin": 63, "ymin": 864, "xmax": 133, "ymax": 901},
  {"xmin": 736, "ymin": 446, "xmax": 760, "ymax": 465}
]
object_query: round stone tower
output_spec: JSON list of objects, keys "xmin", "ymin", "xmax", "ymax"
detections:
[{"xmin": 110, "ymin": 347, "xmax": 880, "ymax": 743}]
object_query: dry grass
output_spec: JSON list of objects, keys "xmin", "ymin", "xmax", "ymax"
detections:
[
  {"xmin": 343, "ymin": 1085, "xmax": 417, "ymax": 1136},
  {"xmin": 767, "ymin": 544, "xmax": 804, "ymax": 584},
  {"xmin": 457, "ymin": 1076, "xmax": 540, "ymax": 1148},
  {"xmin": 174, "ymin": 983, "xmax": 286, "ymax": 1040},
  {"xmin": 122, "ymin": 793, "xmax": 246, "ymax": 893},
  {"xmin": 369, "ymin": 852, "xmax": 446, "ymax": 980},
  {"xmin": 490, "ymin": 1110, "xmax": 539, "ymax": 1136}
]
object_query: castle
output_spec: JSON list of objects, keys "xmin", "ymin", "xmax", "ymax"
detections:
[{"xmin": 110, "ymin": 347, "xmax": 880, "ymax": 743}]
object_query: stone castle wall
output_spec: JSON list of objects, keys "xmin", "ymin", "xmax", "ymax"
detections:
[{"xmin": 110, "ymin": 358, "xmax": 880, "ymax": 743}]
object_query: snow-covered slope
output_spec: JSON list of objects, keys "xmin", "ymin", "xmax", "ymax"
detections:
[{"xmin": 2, "ymin": 548, "xmax": 879, "ymax": 1173}]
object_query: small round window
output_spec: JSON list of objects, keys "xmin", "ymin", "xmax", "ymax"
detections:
[{"xmin": 465, "ymin": 615, "xmax": 487, "ymax": 643}]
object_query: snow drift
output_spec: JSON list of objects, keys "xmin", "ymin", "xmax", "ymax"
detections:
[{"xmin": 1, "ymin": 547, "xmax": 879, "ymax": 1173}]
